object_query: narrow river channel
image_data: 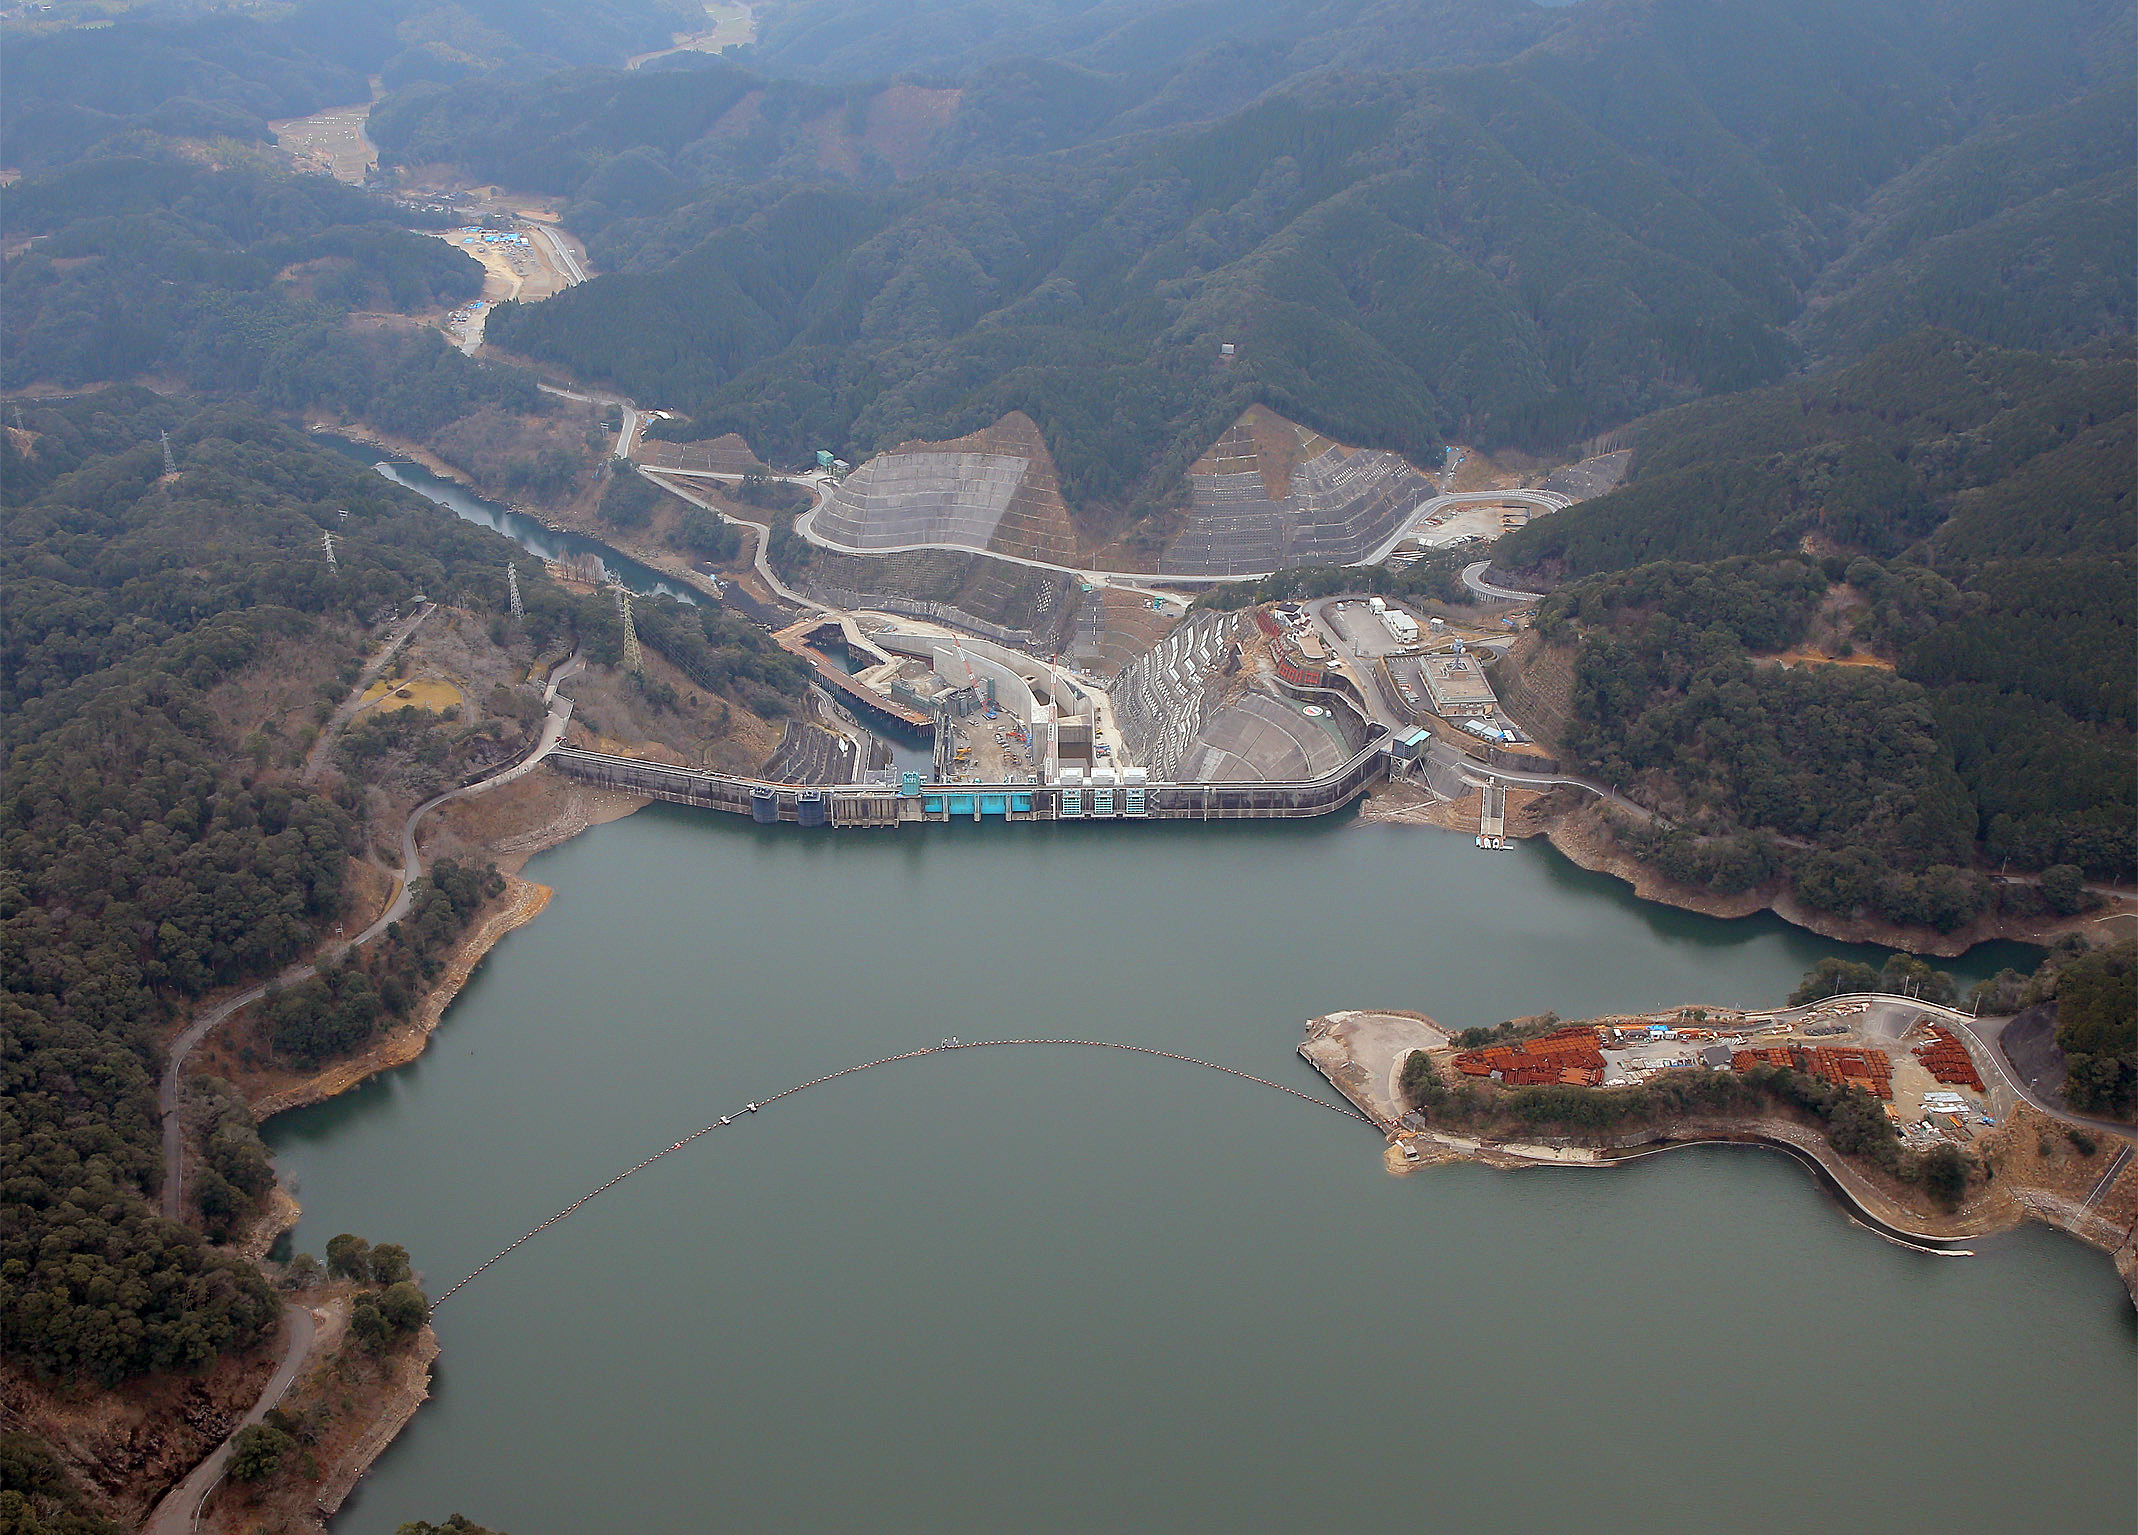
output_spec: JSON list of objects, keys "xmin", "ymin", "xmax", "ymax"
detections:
[{"xmin": 268, "ymin": 804, "xmax": 2132, "ymax": 1534}]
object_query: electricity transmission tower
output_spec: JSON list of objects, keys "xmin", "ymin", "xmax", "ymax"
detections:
[
  {"xmin": 160, "ymin": 431, "xmax": 177, "ymax": 475},
  {"xmin": 617, "ymin": 587, "xmax": 642, "ymax": 673},
  {"xmin": 321, "ymin": 529, "xmax": 338, "ymax": 572},
  {"xmin": 507, "ymin": 563, "xmax": 524, "ymax": 619}
]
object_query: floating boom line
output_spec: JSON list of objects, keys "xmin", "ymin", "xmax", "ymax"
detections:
[{"xmin": 431, "ymin": 1040, "xmax": 1364, "ymax": 1309}]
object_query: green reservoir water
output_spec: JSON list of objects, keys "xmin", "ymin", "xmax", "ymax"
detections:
[{"xmin": 269, "ymin": 810, "xmax": 2132, "ymax": 1533}]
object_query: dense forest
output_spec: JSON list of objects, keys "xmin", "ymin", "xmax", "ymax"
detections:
[
  {"xmin": 0, "ymin": 395, "xmax": 523, "ymax": 1385},
  {"xmin": 400, "ymin": 0, "xmax": 2136, "ymax": 543},
  {"xmin": 1494, "ymin": 325, "xmax": 2134, "ymax": 919},
  {"xmin": 1, "ymin": 0, "xmax": 701, "ymax": 170},
  {"xmin": 741, "ymin": 0, "xmax": 1560, "ymax": 85},
  {"xmin": 1496, "ymin": 333, "xmax": 2134, "ymax": 576},
  {"xmin": 2056, "ymin": 941, "xmax": 2138, "ymax": 1115},
  {"xmin": 0, "ymin": 154, "xmax": 554, "ymax": 441},
  {"xmin": 1528, "ymin": 546, "xmax": 2134, "ymax": 925},
  {"xmin": 0, "ymin": 393, "xmax": 799, "ymax": 1398}
]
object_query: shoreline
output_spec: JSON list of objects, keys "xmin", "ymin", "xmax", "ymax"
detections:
[
  {"xmin": 1359, "ymin": 781, "xmax": 2129, "ymax": 959},
  {"xmin": 205, "ymin": 784, "xmax": 649, "ymax": 1518},
  {"xmin": 1539, "ymin": 809, "xmax": 2134, "ymax": 957},
  {"xmin": 247, "ymin": 876, "xmax": 555, "ymax": 1121},
  {"xmin": 1300, "ymin": 1007, "xmax": 2138, "ymax": 1296}
]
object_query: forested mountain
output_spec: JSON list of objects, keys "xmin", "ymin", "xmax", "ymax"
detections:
[
  {"xmin": 742, "ymin": 0, "xmax": 1558, "ymax": 85},
  {"xmin": 0, "ymin": 395, "xmax": 518, "ymax": 1386},
  {"xmin": 458, "ymin": 0, "xmax": 2130, "ymax": 539},
  {"xmin": 0, "ymin": 0, "xmax": 702, "ymax": 170},
  {"xmin": 0, "ymin": 153, "xmax": 541, "ymax": 437},
  {"xmin": 1495, "ymin": 327, "xmax": 2134, "ymax": 919},
  {"xmin": 1497, "ymin": 333, "xmax": 2134, "ymax": 575},
  {"xmin": 1534, "ymin": 550, "xmax": 2133, "ymax": 923},
  {"xmin": 0, "ymin": 391, "xmax": 802, "ymax": 1395}
]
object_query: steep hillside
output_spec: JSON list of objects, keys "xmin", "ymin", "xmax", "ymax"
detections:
[
  {"xmin": 1496, "ymin": 333, "xmax": 2134, "ymax": 577},
  {"xmin": 481, "ymin": 0, "xmax": 2130, "ymax": 537},
  {"xmin": 0, "ymin": 0, "xmax": 702, "ymax": 171}
]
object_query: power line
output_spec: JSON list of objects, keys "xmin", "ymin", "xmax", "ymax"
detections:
[{"xmin": 617, "ymin": 587, "xmax": 642, "ymax": 673}]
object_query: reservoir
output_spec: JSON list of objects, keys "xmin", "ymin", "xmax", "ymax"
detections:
[{"xmin": 266, "ymin": 810, "xmax": 2131, "ymax": 1533}]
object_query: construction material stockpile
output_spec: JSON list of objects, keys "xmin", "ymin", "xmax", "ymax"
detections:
[
  {"xmin": 1912, "ymin": 1026, "xmax": 1986, "ymax": 1091},
  {"xmin": 1454, "ymin": 1027, "xmax": 1606, "ymax": 1087},
  {"xmin": 1731, "ymin": 1046, "xmax": 1894, "ymax": 1100}
]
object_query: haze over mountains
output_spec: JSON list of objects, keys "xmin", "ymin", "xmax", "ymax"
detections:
[
  {"xmin": 2, "ymin": 2, "xmax": 2136, "ymax": 1523},
  {"xmin": 349, "ymin": 0, "xmax": 2130, "ymax": 540}
]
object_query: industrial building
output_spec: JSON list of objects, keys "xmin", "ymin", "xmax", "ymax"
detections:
[{"xmin": 1419, "ymin": 650, "xmax": 1498, "ymax": 718}]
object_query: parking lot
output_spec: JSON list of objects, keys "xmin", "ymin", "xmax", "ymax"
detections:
[{"xmin": 1315, "ymin": 597, "xmax": 1425, "ymax": 661}]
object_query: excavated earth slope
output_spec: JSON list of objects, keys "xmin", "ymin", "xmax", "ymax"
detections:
[
  {"xmin": 812, "ymin": 412, "xmax": 1081, "ymax": 565},
  {"xmin": 1160, "ymin": 406, "xmax": 1435, "ymax": 576}
]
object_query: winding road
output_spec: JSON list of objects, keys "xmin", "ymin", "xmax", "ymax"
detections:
[
  {"xmin": 1461, "ymin": 560, "xmax": 1549, "ymax": 602},
  {"xmin": 142, "ymin": 1302, "xmax": 318, "ymax": 1535},
  {"xmin": 645, "ymin": 462, "xmax": 1559, "ymax": 599},
  {"xmin": 159, "ymin": 655, "xmax": 581, "ymax": 1219},
  {"xmin": 636, "ymin": 466, "xmax": 832, "ymax": 613}
]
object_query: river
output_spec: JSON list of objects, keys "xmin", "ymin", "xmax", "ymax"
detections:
[
  {"xmin": 315, "ymin": 435, "xmax": 703, "ymax": 603},
  {"xmin": 266, "ymin": 808, "xmax": 2131, "ymax": 1533}
]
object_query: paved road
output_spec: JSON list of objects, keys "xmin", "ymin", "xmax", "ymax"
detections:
[
  {"xmin": 159, "ymin": 659, "xmax": 580, "ymax": 1219},
  {"xmin": 1461, "ymin": 560, "xmax": 1548, "ymax": 601},
  {"xmin": 1947, "ymin": 1009, "xmax": 2138, "ymax": 1144},
  {"xmin": 1426, "ymin": 742, "xmax": 1655, "ymax": 819},
  {"xmin": 529, "ymin": 222, "xmax": 586, "ymax": 285},
  {"xmin": 644, "ymin": 464, "xmax": 1209, "ymax": 599},
  {"xmin": 1778, "ymin": 993, "xmax": 2137, "ymax": 1146},
  {"xmin": 636, "ymin": 468, "xmax": 831, "ymax": 614},
  {"xmin": 1358, "ymin": 488, "xmax": 1571, "ymax": 567},
  {"xmin": 773, "ymin": 470, "xmax": 1563, "ymax": 587},
  {"xmin": 143, "ymin": 1302, "xmax": 318, "ymax": 1535},
  {"xmin": 301, "ymin": 604, "xmax": 435, "ymax": 783}
]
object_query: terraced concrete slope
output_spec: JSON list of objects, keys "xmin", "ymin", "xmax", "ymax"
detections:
[
  {"xmin": 1161, "ymin": 407, "xmax": 1434, "ymax": 576},
  {"xmin": 813, "ymin": 413, "xmax": 1081, "ymax": 565}
]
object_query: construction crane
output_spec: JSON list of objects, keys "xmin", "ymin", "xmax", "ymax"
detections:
[{"xmin": 949, "ymin": 635, "xmax": 981, "ymax": 693}]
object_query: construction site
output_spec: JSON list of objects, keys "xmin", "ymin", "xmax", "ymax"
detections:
[
  {"xmin": 549, "ymin": 552, "xmax": 1569, "ymax": 838},
  {"xmin": 1302, "ymin": 993, "xmax": 2011, "ymax": 1179},
  {"xmin": 1361, "ymin": 996, "xmax": 2004, "ymax": 1152},
  {"xmin": 555, "ymin": 388, "xmax": 1633, "ymax": 834}
]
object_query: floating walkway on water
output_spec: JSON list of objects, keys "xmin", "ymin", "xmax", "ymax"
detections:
[
  {"xmin": 433, "ymin": 1039, "xmax": 1366, "ymax": 1308},
  {"xmin": 547, "ymin": 738, "xmax": 1392, "ymax": 826}
]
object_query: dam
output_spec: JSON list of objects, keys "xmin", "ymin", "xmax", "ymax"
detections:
[{"xmin": 546, "ymin": 735, "xmax": 1393, "ymax": 825}]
